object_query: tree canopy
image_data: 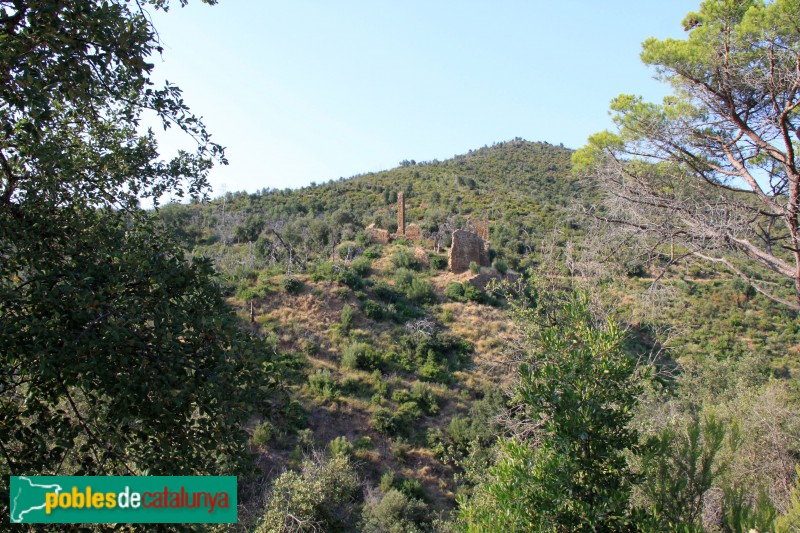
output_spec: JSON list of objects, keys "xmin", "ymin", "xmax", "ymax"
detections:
[
  {"xmin": 574, "ymin": 0, "xmax": 800, "ymax": 310},
  {"xmin": 0, "ymin": 0, "xmax": 278, "ymax": 503}
]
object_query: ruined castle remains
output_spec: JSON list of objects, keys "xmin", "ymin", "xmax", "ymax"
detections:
[{"xmin": 365, "ymin": 189, "xmax": 491, "ymax": 274}]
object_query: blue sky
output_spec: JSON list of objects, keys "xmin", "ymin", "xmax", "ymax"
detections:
[{"xmin": 147, "ymin": 1, "xmax": 700, "ymax": 197}]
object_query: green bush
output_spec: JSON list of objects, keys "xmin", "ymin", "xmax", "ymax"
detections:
[
  {"xmin": 393, "ymin": 268, "xmax": 416, "ymax": 291},
  {"xmin": 391, "ymin": 248, "xmax": 420, "ymax": 271},
  {"xmin": 351, "ymin": 256, "xmax": 373, "ymax": 277},
  {"xmin": 282, "ymin": 275, "xmax": 303, "ymax": 294},
  {"xmin": 411, "ymin": 382, "xmax": 439, "ymax": 415},
  {"xmin": 338, "ymin": 242, "xmax": 361, "ymax": 260},
  {"xmin": 341, "ymin": 342, "xmax": 380, "ymax": 371},
  {"xmin": 361, "ymin": 489, "xmax": 430, "ymax": 533},
  {"xmin": 462, "ymin": 283, "xmax": 485, "ymax": 303},
  {"xmin": 308, "ymin": 369, "xmax": 339, "ymax": 402},
  {"xmin": 340, "ymin": 304, "xmax": 356, "ymax": 331},
  {"xmin": 429, "ymin": 254, "xmax": 448, "ymax": 270},
  {"xmin": 363, "ymin": 246, "xmax": 382, "ymax": 259},
  {"xmin": 252, "ymin": 421, "xmax": 273, "ymax": 447},
  {"xmin": 362, "ymin": 300, "xmax": 385, "ymax": 321},
  {"xmin": 406, "ymin": 278, "xmax": 436, "ymax": 305},
  {"xmin": 374, "ymin": 282, "xmax": 401, "ymax": 302},
  {"xmin": 327, "ymin": 435, "xmax": 353, "ymax": 458},
  {"xmin": 371, "ymin": 407, "xmax": 399, "ymax": 435},
  {"xmin": 445, "ymin": 282, "xmax": 465, "ymax": 300},
  {"xmin": 492, "ymin": 259, "xmax": 508, "ymax": 274},
  {"xmin": 469, "ymin": 260, "xmax": 480, "ymax": 274},
  {"xmin": 257, "ymin": 455, "xmax": 360, "ymax": 533}
]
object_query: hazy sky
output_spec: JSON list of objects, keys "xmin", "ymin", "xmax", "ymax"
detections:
[{"xmin": 147, "ymin": 1, "xmax": 700, "ymax": 198}]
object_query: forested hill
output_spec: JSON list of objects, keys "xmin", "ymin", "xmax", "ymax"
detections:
[
  {"xmin": 159, "ymin": 139, "xmax": 592, "ymax": 271},
  {"xmin": 156, "ymin": 137, "xmax": 800, "ymax": 531}
]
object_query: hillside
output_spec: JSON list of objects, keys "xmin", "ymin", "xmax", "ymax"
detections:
[{"xmin": 158, "ymin": 139, "xmax": 800, "ymax": 531}]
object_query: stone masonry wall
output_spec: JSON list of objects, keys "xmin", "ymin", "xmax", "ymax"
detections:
[{"xmin": 449, "ymin": 229, "xmax": 490, "ymax": 273}]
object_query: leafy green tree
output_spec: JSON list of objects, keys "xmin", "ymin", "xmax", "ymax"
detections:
[
  {"xmin": 574, "ymin": 0, "xmax": 800, "ymax": 310},
  {"xmin": 459, "ymin": 291, "xmax": 641, "ymax": 531},
  {"xmin": 1, "ymin": 0, "xmax": 278, "ymax": 508}
]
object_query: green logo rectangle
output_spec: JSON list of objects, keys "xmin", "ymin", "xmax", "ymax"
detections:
[{"xmin": 10, "ymin": 476, "xmax": 237, "ymax": 524}]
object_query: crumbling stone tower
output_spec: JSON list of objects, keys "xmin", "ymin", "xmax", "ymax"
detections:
[{"xmin": 397, "ymin": 191, "xmax": 405, "ymax": 236}]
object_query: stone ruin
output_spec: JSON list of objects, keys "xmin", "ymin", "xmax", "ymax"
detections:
[
  {"xmin": 364, "ymin": 189, "xmax": 492, "ymax": 274},
  {"xmin": 397, "ymin": 191, "xmax": 405, "ymax": 236},
  {"xmin": 448, "ymin": 229, "xmax": 490, "ymax": 274},
  {"xmin": 365, "ymin": 223, "xmax": 390, "ymax": 244}
]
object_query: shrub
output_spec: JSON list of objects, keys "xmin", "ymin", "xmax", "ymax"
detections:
[
  {"xmin": 492, "ymin": 259, "xmax": 508, "ymax": 274},
  {"xmin": 406, "ymin": 278, "xmax": 436, "ymax": 305},
  {"xmin": 373, "ymin": 282, "xmax": 400, "ymax": 303},
  {"xmin": 429, "ymin": 254, "xmax": 448, "ymax": 270},
  {"xmin": 338, "ymin": 242, "xmax": 361, "ymax": 260},
  {"xmin": 308, "ymin": 369, "xmax": 339, "ymax": 402},
  {"xmin": 341, "ymin": 342, "xmax": 379, "ymax": 371},
  {"xmin": 340, "ymin": 304, "xmax": 356, "ymax": 331},
  {"xmin": 257, "ymin": 455, "xmax": 359, "ymax": 533},
  {"xmin": 327, "ymin": 436, "xmax": 353, "ymax": 458},
  {"xmin": 282, "ymin": 275, "xmax": 303, "ymax": 294},
  {"xmin": 252, "ymin": 421, "xmax": 273, "ymax": 447},
  {"xmin": 363, "ymin": 246, "xmax": 382, "ymax": 259},
  {"xmin": 462, "ymin": 283, "xmax": 485, "ymax": 303},
  {"xmin": 445, "ymin": 282, "xmax": 465, "ymax": 300},
  {"xmin": 469, "ymin": 260, "xmax": 480, "ymax": 274},
  {"xmin": 393, "ymin": 268, "xmax": 416, "ymax": 291},
  {"xmin": 411, "ymin": 382, "xmax": 439, "ymax": 415},
  {"xmin": 351, "ymin": 256, "xmax": 373, "ymax": 277},
  {"xmin": 353, "ymin": 436, "xmax": 373, "ymax": 450},
  {"xmin": 391, "ymin": 248, "xmax": 420, "ymax": 271},
  {"xmin": 371, "ymin": 408, "xmax": 398, "ymax": 435},
  {"xmin": 361, "ymin": 489, "xmax": 430, "ymax": 533},
  {"xmin": 362, "ymin": 300, "xmax": 385, "ymax": 321}
]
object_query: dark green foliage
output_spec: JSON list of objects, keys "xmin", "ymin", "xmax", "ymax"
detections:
[
  {"xmin": 462, "ymin": 283, "xmax": 485, "ymax": 303},
  {"xmin": 392, "ymin": 248, "xmax": 421, "ymax": 271},
  {"xmin": 362, "ymin": 300, "xmax": 386, "ymax": 321},
  {"xmin": 235, "ymin": 214, "xmax": 265, "ymax": 243},
  {"xmin": 282, "ymin": 275, "xmax": 304, "ymax": 294},
  {"xmin": 308, "ymin": 369, "xmax": 339, "ymax": 402},
  {"xmin": 252, "ymin": 422, "xmax": 274, "ymax": 447},
  {"xmin": 257, "ymin": 455, "xmax": 360, "ymax": 532},
  {"xmin": 460, "ymin": 291, "xmax": 640, "ymax": 531},
  {"xmin": 406, "ymin": 278, "xmax": 437, "ymax": 305},
  {"xmin": 492, "ymin": 259, "xmax": 508, "ymax": 274},
  {"xmin": 338, "ymin": 242, "xmax": 362, "ymax": 260},
  {"xmin": 341, "ymin": 342, "xmax": 381, "ymax": 371},
  {"xmin": 429, "ymin": 254, "xmax": 448, "ymax": 270},
  {"xmin": 445, "ymin": 282, "xmax": 465, "ymax": 300},
  {"xmin": 312, "ymin": 261, "xmax": 365, "ymax": 289},
  {"xmin": 639, "ymin": 415, "xmax": 727, "ymax": 529},
  {"xmin": 363, "ymin": 247, "xmax": 382, "ymax": 259},
  {"xmin": 2, "ymin": 212, "xmax": 280, "ymax": 482},
  {"xmin": 351, "ymin": 256, "xmax": 373, "ymax": 277},
  {"xmin": 361, "ymin": 489, "xmax": 430, "ymax": 533},
  {"xmin": 371, "ymin": 403, "xmax": 420, "ymax": 437}
]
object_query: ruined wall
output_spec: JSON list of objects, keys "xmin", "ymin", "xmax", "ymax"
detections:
[
  {"xmin": 449, "ymin": 230, "xmax": 490, "ymax": 273},
  {"xmin": 365, "ymin": 223, "xmax": 390, "ymax": 244},
  {"xmin": 405, "ymin": 223, "xmax": 422, "ymax": 241}
]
